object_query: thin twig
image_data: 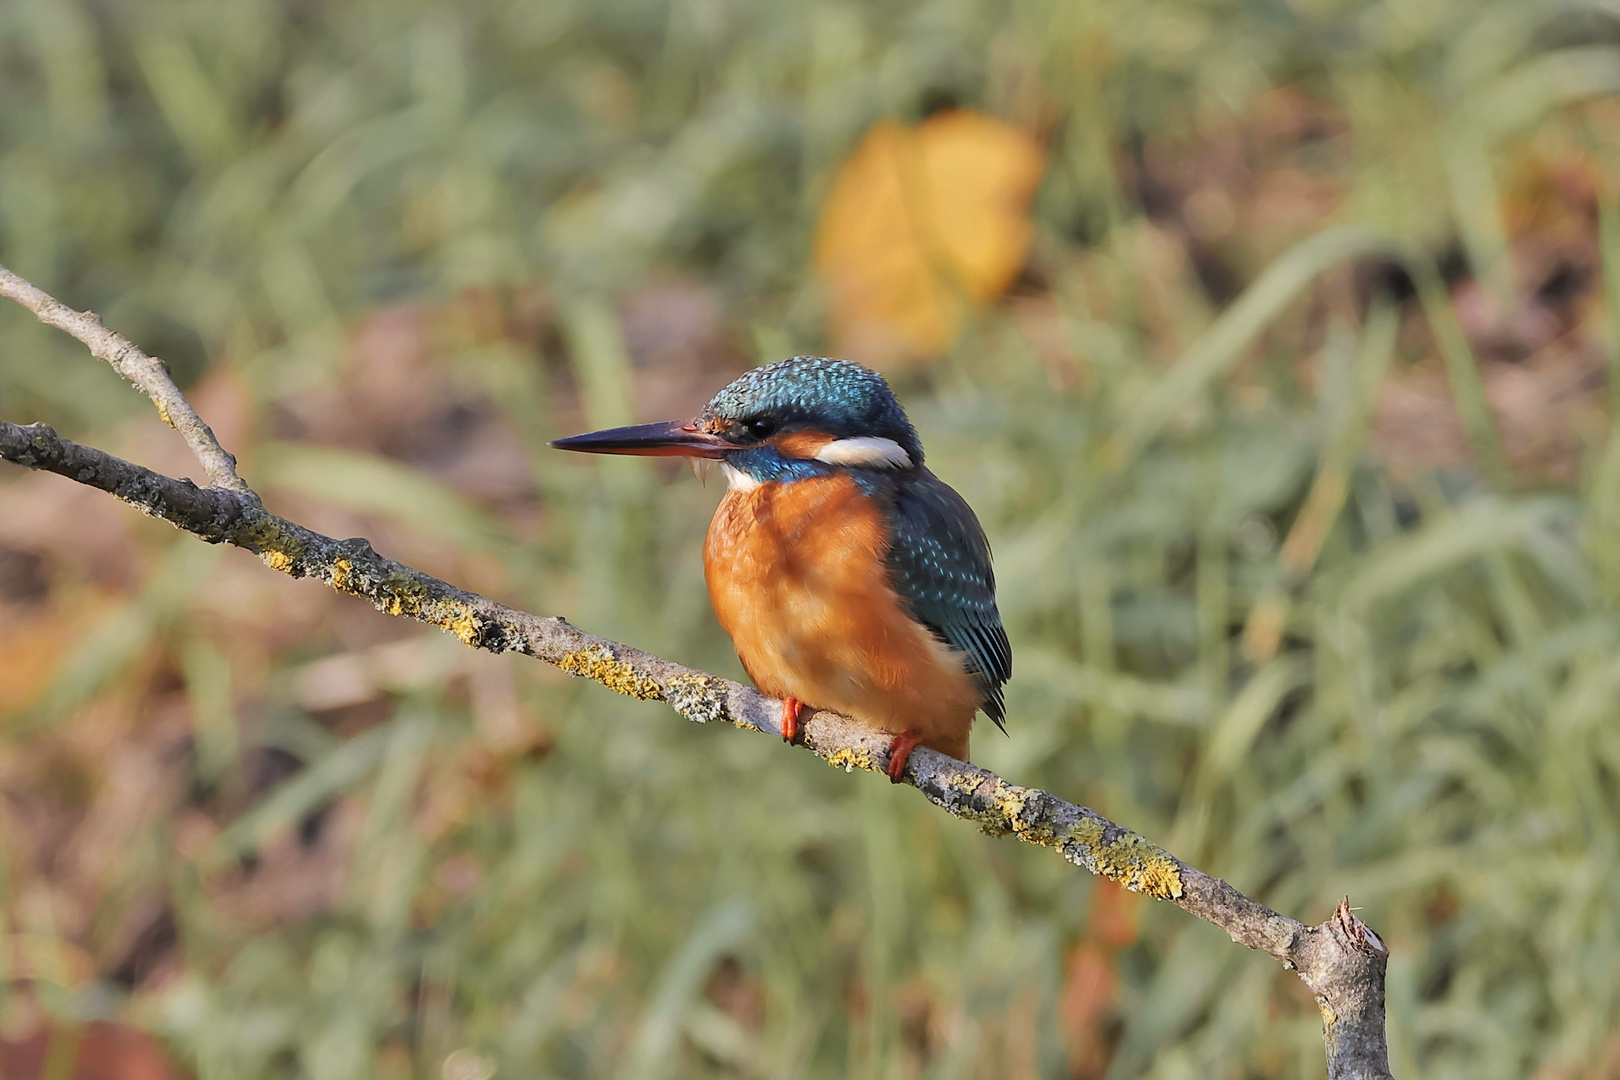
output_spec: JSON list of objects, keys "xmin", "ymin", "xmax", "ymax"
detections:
[
  {"xmin": 0, "ymin": 269, "xmax": 1393, "ymax": 1080},
  {"xmin": 0, "ymin": 265, "xmax": 250, "ymax": 494}
]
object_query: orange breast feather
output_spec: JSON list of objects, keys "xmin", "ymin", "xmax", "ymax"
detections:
[{"xmin": 703, "ymin": 474, "xmax": 981, "ymax": 761}]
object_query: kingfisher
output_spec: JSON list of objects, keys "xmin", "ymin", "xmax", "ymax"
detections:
[{"xmin": 551, "ymin": 356, "xmax": 1010, "ymax": 782}]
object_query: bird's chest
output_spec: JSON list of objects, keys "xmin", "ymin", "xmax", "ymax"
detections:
[
  {"xmin": 702, "ymin": 471, "xmax": 981, "ymax": 755},
  {"xmin": 702, "ymin": 475, "xmax": 895, "ymax": 692}
]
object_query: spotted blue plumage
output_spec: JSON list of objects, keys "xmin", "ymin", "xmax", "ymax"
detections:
[
  {"xmin": 699, "ymin": 357, "xmax": 1011, "ymax": 727},
  {"xmin": 881, "ymin": 471, "xmax": 1011, "ymax": 729},
  {"xmin": 699, "ymin": 357, "xmax": 924, "ymax": 463}
]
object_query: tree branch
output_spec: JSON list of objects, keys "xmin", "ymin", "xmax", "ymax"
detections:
[
  {"xmin": 0, "ymin": 265, "xmax": 249, "ymax": 495},
  {"xmin": 0, "ymin": 265, "xmax": 1393, "ymax": 1080}
]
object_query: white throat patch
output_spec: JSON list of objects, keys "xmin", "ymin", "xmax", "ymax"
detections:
[
  {"xmin": 721, "ymin": 463, "xmax": 762, "ymax": 492},
  {"xmin": 813, "ymin": 436, "xmax": 913, "ymax": 469}
]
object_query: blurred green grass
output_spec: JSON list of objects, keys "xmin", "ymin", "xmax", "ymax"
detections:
[{"xmin": 1, "ymin": 1, "xmax": 1619, "ymax": 1079}]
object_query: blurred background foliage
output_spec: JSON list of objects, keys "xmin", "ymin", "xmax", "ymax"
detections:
[{"xmin": 1, "ymin": 0, "xmax": 1619, "ymax": 1077}]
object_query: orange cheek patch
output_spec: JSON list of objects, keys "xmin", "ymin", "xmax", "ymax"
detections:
[{"xmin": 771, "ymin": 430, "xmax": 836, "ymax": 460}]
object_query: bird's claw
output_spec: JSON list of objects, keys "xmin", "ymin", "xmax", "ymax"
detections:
[
  {"xmin": 780, "ymin": 697, "xmax": 804, "ymax": 744},
  {"xmin": 886, "ymin": 729, "xmax": 922, "ymax": 784}
]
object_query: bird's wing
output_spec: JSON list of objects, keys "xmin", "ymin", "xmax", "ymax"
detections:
[{"xmin": 884, "ymin": 470, "xmax": 1012, "ymax": 729}]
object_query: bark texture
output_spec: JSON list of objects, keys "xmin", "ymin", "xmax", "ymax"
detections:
[{"xmin": 0, "ymin": 264, "xmax": 1393, "ymax": 1079}]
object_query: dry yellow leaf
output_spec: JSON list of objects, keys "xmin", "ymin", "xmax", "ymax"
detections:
[
  {"xmin": 4, "ymin": 932, "xmax": 97, "ymax": 985},
  {"xmin": 814, "ymin": 110, "xmax": 1046, "ymax": 367},
  {"xmin": 0, "ymin": 607, "xmax": 78, "ymax": 717}
]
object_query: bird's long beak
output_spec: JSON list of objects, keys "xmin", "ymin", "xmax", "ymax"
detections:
[{"xmin": 549, "ymin": 420, "xmax": 728, "ymax": 459}]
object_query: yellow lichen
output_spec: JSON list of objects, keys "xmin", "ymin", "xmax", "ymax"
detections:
[
  {"xmin": 663, "ymin": 672, "xmax": 728, "ymax": 724},
  {"xmin": 557, "ymin": 648, "xmax": 663, "ymax": 700},
  {"xmin": 948, "ymin": 770, "xmax": 990, "ymax": 796},
  {"xmin": 156, "ymin": 399, "xmax": 174, "ymax": 429},
  {"xmin": 378, "ymin": 572, "xmax": 428, "ymax": 617},
  {"xmin": 937, "ymin": 774, "xmax": 1033, "ymax": 838},
  {"xmin": 331, "ymin": 556, "xmax": 354, "ymax": 592},
  {"xmin": 934, "ymin": 777, "xmax": 996, "ymax": 830},
  {"xmin": 442, "ymin": 606, "xmax": 484, "ymax": 646},
  {"xmin": 415, "ymin": 595, "xmax": 486, "ymax": 644},
  {"xmin": 1070, "ymin": 817, "xmax": 1184, "ymax": 899},
  {"xmin": 990, "ymin": 781, "xmax": 1030, "ymax": 825},
  {"xmin": 822, "ymin": 745, "xmax": 877, "ymax": 773},
  {"xmin": 233, "ymin": 516, "xmax": 305, "ymax": 574}
]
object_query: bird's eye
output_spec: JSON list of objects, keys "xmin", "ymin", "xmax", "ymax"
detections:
[{"xmin": 743, "ymin": 417, "xmax": 777, "ymax": 439}]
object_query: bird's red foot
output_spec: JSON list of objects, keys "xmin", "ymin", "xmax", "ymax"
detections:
[
  {"xmin": 780, "ymin": 697, "xmax": 804, "ymax": 744},
  {"xmin": 886, "ymin": 729, "xmax": 923, "ymax": 784}
]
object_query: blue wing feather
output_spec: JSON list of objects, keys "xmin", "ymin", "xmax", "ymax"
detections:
[{"xmin": 882, "ymin": 469, "xmax": 1012, "ymax": 729}]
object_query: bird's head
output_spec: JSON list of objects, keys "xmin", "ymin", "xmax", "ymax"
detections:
[{"xmin": 551, "ymin": 357, "xmax": 923, "ymax": 485}]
